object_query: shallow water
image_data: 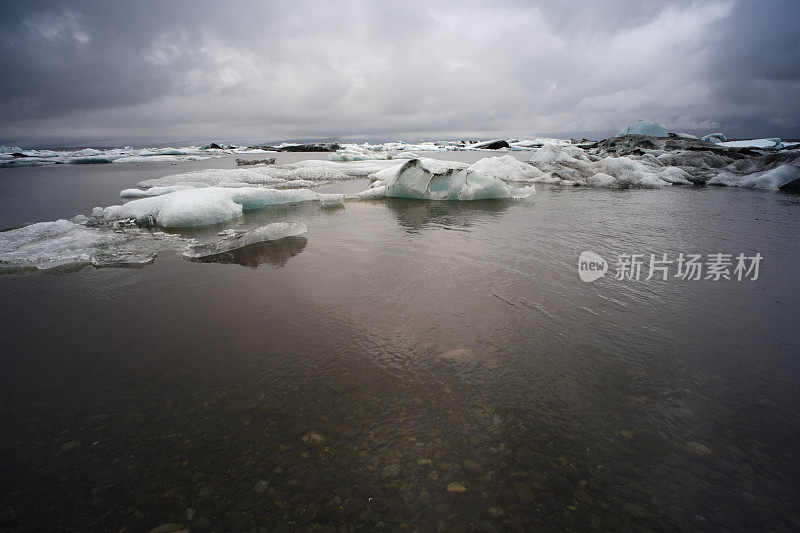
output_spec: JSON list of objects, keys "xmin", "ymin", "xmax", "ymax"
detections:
[{"xmin": 1, "ymin": 154, "xmax": 799, "ymax": 531}]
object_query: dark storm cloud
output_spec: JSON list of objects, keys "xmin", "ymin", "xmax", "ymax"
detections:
[{"xmin": 0, "ymin": 0, "xmax": 798, "ymax": 145}]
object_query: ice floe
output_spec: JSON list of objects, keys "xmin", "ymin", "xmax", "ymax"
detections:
[
  {"xmin": 466, "ymin": 155, "xmax": 544, "ymax": 183},
  {"xmin": 708, "ymin": 162, "xmax": 800, "ymax": 190},
  {"xmin": 0, "ymin": 219, "xmax": 180, "ymax": 271},
  {"xmin": 357, "ymin": 158, "xmax": 534, "ymax": 200},
  {"xmin": 719, "ymin": 138, "xmax": 784, "ymax": 150},
  {"xmin": 120, "ymin": 184, "xmax": 207, "ymax": 198},
  {"xmin": 702, "ymin": 133, "xmax": 727, "ymax": 143},
  {"xmin": 524, "ymin": 143, "xmax": 691, "ymax": 188},
  {"xmin": 100, "ymin": 187, "xmax": 343, "ymax": 227},
  {"xmin": 183, "ymin": 222, "xmax": 307, "ymax": 258},
  {"xmin": 136, "ymin": 160, "xmax": 402, "ymax": 189}
]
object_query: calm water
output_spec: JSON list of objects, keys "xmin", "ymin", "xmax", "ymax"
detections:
[{"xmin": 1, "ymin": 154, "xmax": 799, "ymax": 531}]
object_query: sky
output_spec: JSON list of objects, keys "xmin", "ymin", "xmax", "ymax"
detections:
[{"xmin": 1, "ymin": 0, "xmax": 799, "ymax": 146}]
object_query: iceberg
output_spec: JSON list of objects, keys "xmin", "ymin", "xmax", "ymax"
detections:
[
  {"xmin": 719, "ymin": 138, "xmax": 783, "ymax": 149},
  {"xmin": 617, "ymin": 120, "xmax": 668, "ymax": 137},
  {"xmin": 183, "ymin": 222, "xmax": 307, "ymax": 259},
  {"xmin": 471, "ymin": 140, "xmax": 510, "ymax": 150},
  {"xmin": 356, "ymin": 158, "xmax": 534, "ymax": 200},
  {"xmin": 708, "ymin": 162, "xmax": 800, "ymax": 190},
  {"xmin": 100, "ymin": 187, "xmax": 344, "ymax": 227},
  {"xmin": 0, "ymin": 219, "xmax": 178, "ymax": 271},
  {"xmin": 465, "ymin": 155, "xmax": 544, "ymax": 182},
  {"xmin": 136, "ymin": 160, "xmax": 402, "ymax": 189},
  {"xmin": 702, "ymin": 133, "xmax": 727, "ymax": 143},
  {"xmin": 330, "ymin": 145, "xmax": 392, "ymax": 161},
  {"xmin": 525, "ymin": 144, "xmax": 688, "ymax": 188},
  {"xmin": 68, "ymin": 156, "xmax": 118, "ymax": 164},
  {"xmin": 113, "ymin": 155, "xmax": 208, "ymax": 163},
  {"xmin": 120, "ymin": 184, "xmax": 207, "ymax": 198}
]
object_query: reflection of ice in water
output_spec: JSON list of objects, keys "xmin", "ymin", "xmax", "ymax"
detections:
[
  {"xmin": 385, "ymin": 197, "xmax": 513, "ymax": 232},
  {"xmin": 185, "ymin": 236, "xmax": 307, "ymax": 268}
]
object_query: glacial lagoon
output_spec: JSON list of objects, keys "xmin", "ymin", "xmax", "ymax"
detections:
[{"xmin": 1, "ymin": 150, "xmax": 799, "ymax": 531}]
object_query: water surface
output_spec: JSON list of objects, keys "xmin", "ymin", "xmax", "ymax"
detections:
[{"xmin": 1, "ymin": 154, "xmax": 799, "ymax": 531}]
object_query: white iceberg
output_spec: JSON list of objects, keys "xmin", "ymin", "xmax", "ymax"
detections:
[
  {"xmin": 113, "ymin": 155, "xmax": 209, "ymax": 163},
  {"xmin": 526, "ymin": 144, "xmax": 687, "ymax": 188},
  {"xmin": 101, "ymin": 187, "xmax": 344, "ymax": 227},
  {"xmin": 466, "ymin": 155, "xmax": 544, "ymax": 182},
  {"xmin": 708, "ymin": 162, "xmax": 800, "ymax": 190},
  {"xmin": 719, "ymin": 138, "xmax": 783, "ymax": 149},
  {"xmin": 702, "ymin": 133, "xmax": 727, "ymax": 143},
  {"xmin": 356, "ymin": 158, "xmax": 534, "ymax": 200},
  {"xmin": 136, "ymin": 160, "xmax": 401, "ymax": 190},
  {"xmin": 120, "ymin": 184, "xmax": 207, "ymax": 198},
  {"xmin": 183, "ymin": 222, "xmax": 307, "ymax": 258},
  {"xmin": 617, "ymin": 120, "xmax": 668, "ymax": 138}
]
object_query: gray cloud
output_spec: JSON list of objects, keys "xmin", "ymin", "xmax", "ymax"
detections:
[{"xmin": 0, "ymin": 0, "xmax": 798, "ymax": 146}]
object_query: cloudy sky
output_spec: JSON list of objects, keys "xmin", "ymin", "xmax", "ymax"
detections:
[{"xmin": 1, "ymin": 0, "xmax": 798, "ymax": 146}]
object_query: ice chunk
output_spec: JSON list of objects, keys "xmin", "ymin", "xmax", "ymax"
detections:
[
  {"xmin": 592, "ymin": 157, "xmax": 668, "ymax": 188},
  {"xmin": 657, "ymin": 166, "xmax": 693, "ymax": 184},
  {"xmin": 319, "ymin": 194, "xmax": 345, "ymax": 208},
  {"xmin": 355, "ymin": 158, "xmax": 534, "ymax": 200},
  {"xmin": 471, "ymin": 140, "xmax": 510, "ymax": 150},
  {"xmin": 138, "ymin": 168, "xmax": 289, "ymax": 188},
  {"xmin": 120, "ymin": 184, "xmax": 207, "ymax": 198},
  {"xmin": 702, "ymin": 133, "xmax": 727, "ymax": 143},
  {"xmin": 113, "ymin": 155, "xmax": 208, "ymax": 163},
  {"xmin": 101, "ymin": 187, "xmax": 343, "ymax": 227},
  {"xmin": 0, "ymin": 220, "xmax": 177, "ymax": 271},
  {"xmin": 675, "ymin": 133, "xmax": 699, "ymax": 139},
  {"xmin": 617, "ymin": 120, "xmax": 668, "ymax": 137},
  {"xmin": 719, "ymin": 138, "xmax": 783, "ymax": 149},
  {"xmin": 586, "ymin": 173, "xmax": 616, "ymax": 187},
  {"xmin": 466, "ymin": 155, "xmax": 544, "ymax": 182},
  {"xmin": 526, "ymin": 144, "xmax": 682, "ymax": 188},
  {"xmin": 69, "ymin": 156, "xmax": 117, "ymax": 164},
  {"xmin": 708, "ymin": 163, "xmax": 800, "ymax": 190},
  {"xmin": 330, "ymin": 145, "xmax": 392, "ymax": 161},
  {"xmin": 183, "ymin": 222, "xmax": 307, "ymax": 258},
  {"xmin": 530, "ymin": 143, "xmax": 592, "ymax": 165},
  {"xmin": 137, "ymin": 160, "xmax": 401, "ymax": 190}
]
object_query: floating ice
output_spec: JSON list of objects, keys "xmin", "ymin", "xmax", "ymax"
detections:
[
  {"xmin": 719, "ymin": 138, "xmax": 783, "ymax": 149},
  {"xmin": 113, "ymin": 155, "xmax": 209, "ymax": 163},
  {"xmin": 330, "ymin": 145, "xmax": 392, "ymax": 161},
  {"xmin": 466, "ymin": 155, "xmax": 544, "ymax": 182},
  {"xmin": 356, "ymin": 158, "xmax": 534, "ymax": 200},
  {"xmin": 617, "ymin": 121, "xmax": 668, "ymax": 137},
  {"xmin": 137, "ymin": 168, "xmax": 288, "ymax": 188},
  {"xmin": 708, "ymin": 161, "xmax": 800, "ymax": 190},
  {"xmin": 69, "ymin": 156, "xmax": 118, "ymax": 164},
  {"xmin": 101, "ymin": 187, "xmax": 343, "ymax": 227},
  {"xmin": 183, "ymin": 222, "xmax": 307, "ymax": 259},
  {"xmin": 120, "ymin": 184, "xmax": 207, "ymax": 198},
  {"xmin": 0, "ymin": 220, "xmax": 178, "ymax": 271},
  {"xmin": 137, "ymin": 160, "xmax": 401, "ymax": 190},
  {"xmin": 526, "ymin": 144, "xmax": 685, "ymax": 188},
  {"xmin": 702, "ymin": 133, "xmax": 727, "ymax": 143}
]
